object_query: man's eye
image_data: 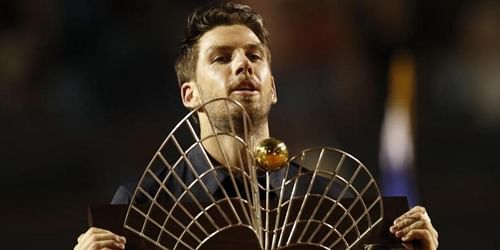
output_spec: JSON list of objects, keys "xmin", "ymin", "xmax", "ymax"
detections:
[
  {"xmin": 247, "ymin": 53, "xmax": 262, "ymax": 61},
  {"xmin": 212, "ymin": 55, "xmax": 231, "ymax": 63}
]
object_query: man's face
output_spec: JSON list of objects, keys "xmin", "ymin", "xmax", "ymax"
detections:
[{"xmin": 182, "ymin": 24, "xmax": 277, "ymax": 127}]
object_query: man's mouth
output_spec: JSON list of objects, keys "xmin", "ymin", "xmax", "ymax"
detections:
[
  {"xmin": 231, "ymin": 89, "xmax": 259, "ymax": 98},
  {"xmin": 230, "ymin": 80, "xmax": 259, "ymax": 95}
]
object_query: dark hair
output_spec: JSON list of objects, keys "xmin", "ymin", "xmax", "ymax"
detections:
[{"xmin": 174, "ymin": 2, "xmax": 271, "ymax": 86}]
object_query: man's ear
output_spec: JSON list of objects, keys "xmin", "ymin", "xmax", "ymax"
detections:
[
  {"xmin": 271, "ymin": 76, "xmax": 278, "ymax": 104},
  {"xmin": 181, "ymin": 81, "xmax": 200, "ymax": 108}
]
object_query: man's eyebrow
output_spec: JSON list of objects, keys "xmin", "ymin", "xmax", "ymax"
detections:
[
  {"xmin": 206, "ymin": 45, "xmax": 233, "ymax": 53},
  {"xmin": 206, "ymin": 43, "xmax": 265, "ymax": 53},
  {"xmin": 244, "ymin": 43, "xmax": 265, "ymax": 52}
]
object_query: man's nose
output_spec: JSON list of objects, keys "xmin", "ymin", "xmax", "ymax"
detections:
[{"xmin": 233, "ymin": 53, "xmax": 253, "ymax": 76}]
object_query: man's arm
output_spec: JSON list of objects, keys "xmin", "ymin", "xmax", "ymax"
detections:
[
  {"xmin": 74, "ymin": 227, "xmax": 126, "ymax": 250},
  {"xmin": 390, "ymin": 206, "xmax": 439, "ymax": 250}
]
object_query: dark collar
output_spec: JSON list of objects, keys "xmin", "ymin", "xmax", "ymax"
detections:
[{"xmin": 186, "ymin": 144, "xmax": 288, "ymax": 196}]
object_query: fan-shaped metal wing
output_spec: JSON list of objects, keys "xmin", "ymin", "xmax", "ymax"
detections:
[{"xmin": 123, "ymin": 98, "xmax": 383, "ymax": 250}]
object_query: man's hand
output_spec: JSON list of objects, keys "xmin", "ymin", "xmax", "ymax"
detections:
[
  {"xmin": 390, "ymin": 206, "xmax": 438, "ymax": 250},
  {"xmin": 74, "ymin": 227, "xmax": 126, "ymax": 250}
]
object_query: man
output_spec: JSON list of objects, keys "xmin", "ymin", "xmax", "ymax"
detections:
[{"xmin": 75, "ymin": 3, "xmax": 438, "ymax": 250}]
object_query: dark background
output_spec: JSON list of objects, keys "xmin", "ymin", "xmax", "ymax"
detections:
[{"xmin": 1, "ymin": 0, "xmax": 499, "ymax": 249}]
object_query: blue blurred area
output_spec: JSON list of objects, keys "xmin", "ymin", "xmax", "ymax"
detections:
[{"xmin": 1, "ymin": 0, "xmax": 499, "ymax": 248}]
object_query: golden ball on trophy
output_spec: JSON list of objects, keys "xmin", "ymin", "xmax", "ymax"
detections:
[{"xmin": 254, "ymin": 137, "xmax": 289, "ymax": 171}]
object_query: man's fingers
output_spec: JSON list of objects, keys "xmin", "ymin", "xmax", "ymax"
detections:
[
  {"xmin": 79, "ymin": 227, "xmax": 111, "ymax": 242},
  {"xmin": 390, "ymin": 214, "xmax": 431, "ymax": 233},
  {"xmin": 389, "ymin": 206, "xmax": 438, "ymax": 250},
  {"xmin": 80, "ymin": 233, "xmax": 125, "ymax": 247},
  {"xmin": 394, "ymin": 206, "xmax": 428, "ymax": 224},
  {"xmin": 88, "ymin": 227, "xmax": 113, "ymax": 234},
  {"xmin": 88, "ymin": 239, "xmax": 125, "ymax": 250},
  {"xmin": 394, "ymin": 220, "xmax": 429, "ymax": 238},
  {"xmin": 391, "ymin": 206, "xmax": 432, "ymax": 234},
  {"xmin": 393, "ymin": 218, "xmax": 437, "ymax": 238},
  {"xmin": 87, "ymin": 233, "xmax": 126, "ymax": 244},
  {"xmin": 75, "ymin": 227, "xmax": 126, "ymax": 250}
]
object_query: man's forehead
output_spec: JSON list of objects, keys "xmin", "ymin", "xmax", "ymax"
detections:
[{"xmin": 198, "ymin": 25, "xmax": 263, "ymax": 50}]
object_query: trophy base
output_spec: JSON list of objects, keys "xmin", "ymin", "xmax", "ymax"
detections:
[{"xmin": 88, "ymin": 197, "xmax": 410, "ymax": 250}]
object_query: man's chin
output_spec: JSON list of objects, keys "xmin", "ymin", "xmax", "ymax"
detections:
[
  {"xmin": 203, "ymin": 96, "xmax": 269, "ymax": 124},
  {"xmin": 230, "ymin": 93, "xmax": 258, "ymax": 103},
  {"xmin": 234, "ymin": 97, "xmax": 259, "ymax": 109}
]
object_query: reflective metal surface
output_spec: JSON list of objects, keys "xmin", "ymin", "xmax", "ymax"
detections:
[{"xmin": 123, "ymin": 98, "xmax": 384, "ymax": 250}]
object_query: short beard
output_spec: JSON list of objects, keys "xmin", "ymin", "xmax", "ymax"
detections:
[{"xmin": 202, "ymin": 98, "xmax": 268, "ymax": 138}]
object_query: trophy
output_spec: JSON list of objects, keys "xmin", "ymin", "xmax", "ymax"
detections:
[{"xmin": 89, "ymin": 98, "xmax": 408, "ymax": 250}]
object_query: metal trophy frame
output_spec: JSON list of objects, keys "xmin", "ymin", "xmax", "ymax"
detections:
[{"xmin": 122, "ymin": 98, "xmax": 385, "ymax": 250}]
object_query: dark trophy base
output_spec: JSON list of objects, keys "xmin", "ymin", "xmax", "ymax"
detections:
[{"xmin": 88, "ymin": 197, "xmax": 410, "ymax": 250}]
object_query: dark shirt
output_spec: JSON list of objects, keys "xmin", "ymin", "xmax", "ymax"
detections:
[{"xmin": 111, "ymin": 145, "xmax": 343, "ymax": 206}]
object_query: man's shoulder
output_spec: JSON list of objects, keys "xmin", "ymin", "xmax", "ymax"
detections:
[
  {"xmin": 109, "ymin": 149, "xmax": 207, "ymax": 205},
  {"xmin": 111, "ymin": 184, "xmax": 134, "ymax": 205},
  {"xmin": 110, "ymin": 164, "xmax": 172, "ymax": 205}
]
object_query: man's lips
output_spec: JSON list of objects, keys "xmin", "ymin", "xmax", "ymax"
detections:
[
  {"xmin": 230, "ymin": 79, "xmax": 260, "ymax": 95},
  {"xmin": 231, "ymin": 89, "xmax": 258, "ymax": 96},
  {"xmin": 230, "ymin": 89, "xmax": 259, "ymax": 98}
]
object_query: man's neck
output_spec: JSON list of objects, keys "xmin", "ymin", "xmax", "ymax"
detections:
[{"xmin": 198, "ymin": 113, "xmax": 270, "ymax": 171}]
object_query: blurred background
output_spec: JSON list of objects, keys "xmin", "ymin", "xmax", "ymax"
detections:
[{"xmin": 1, "ymin": 0, "xmax": 499, "ymax": 248}]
